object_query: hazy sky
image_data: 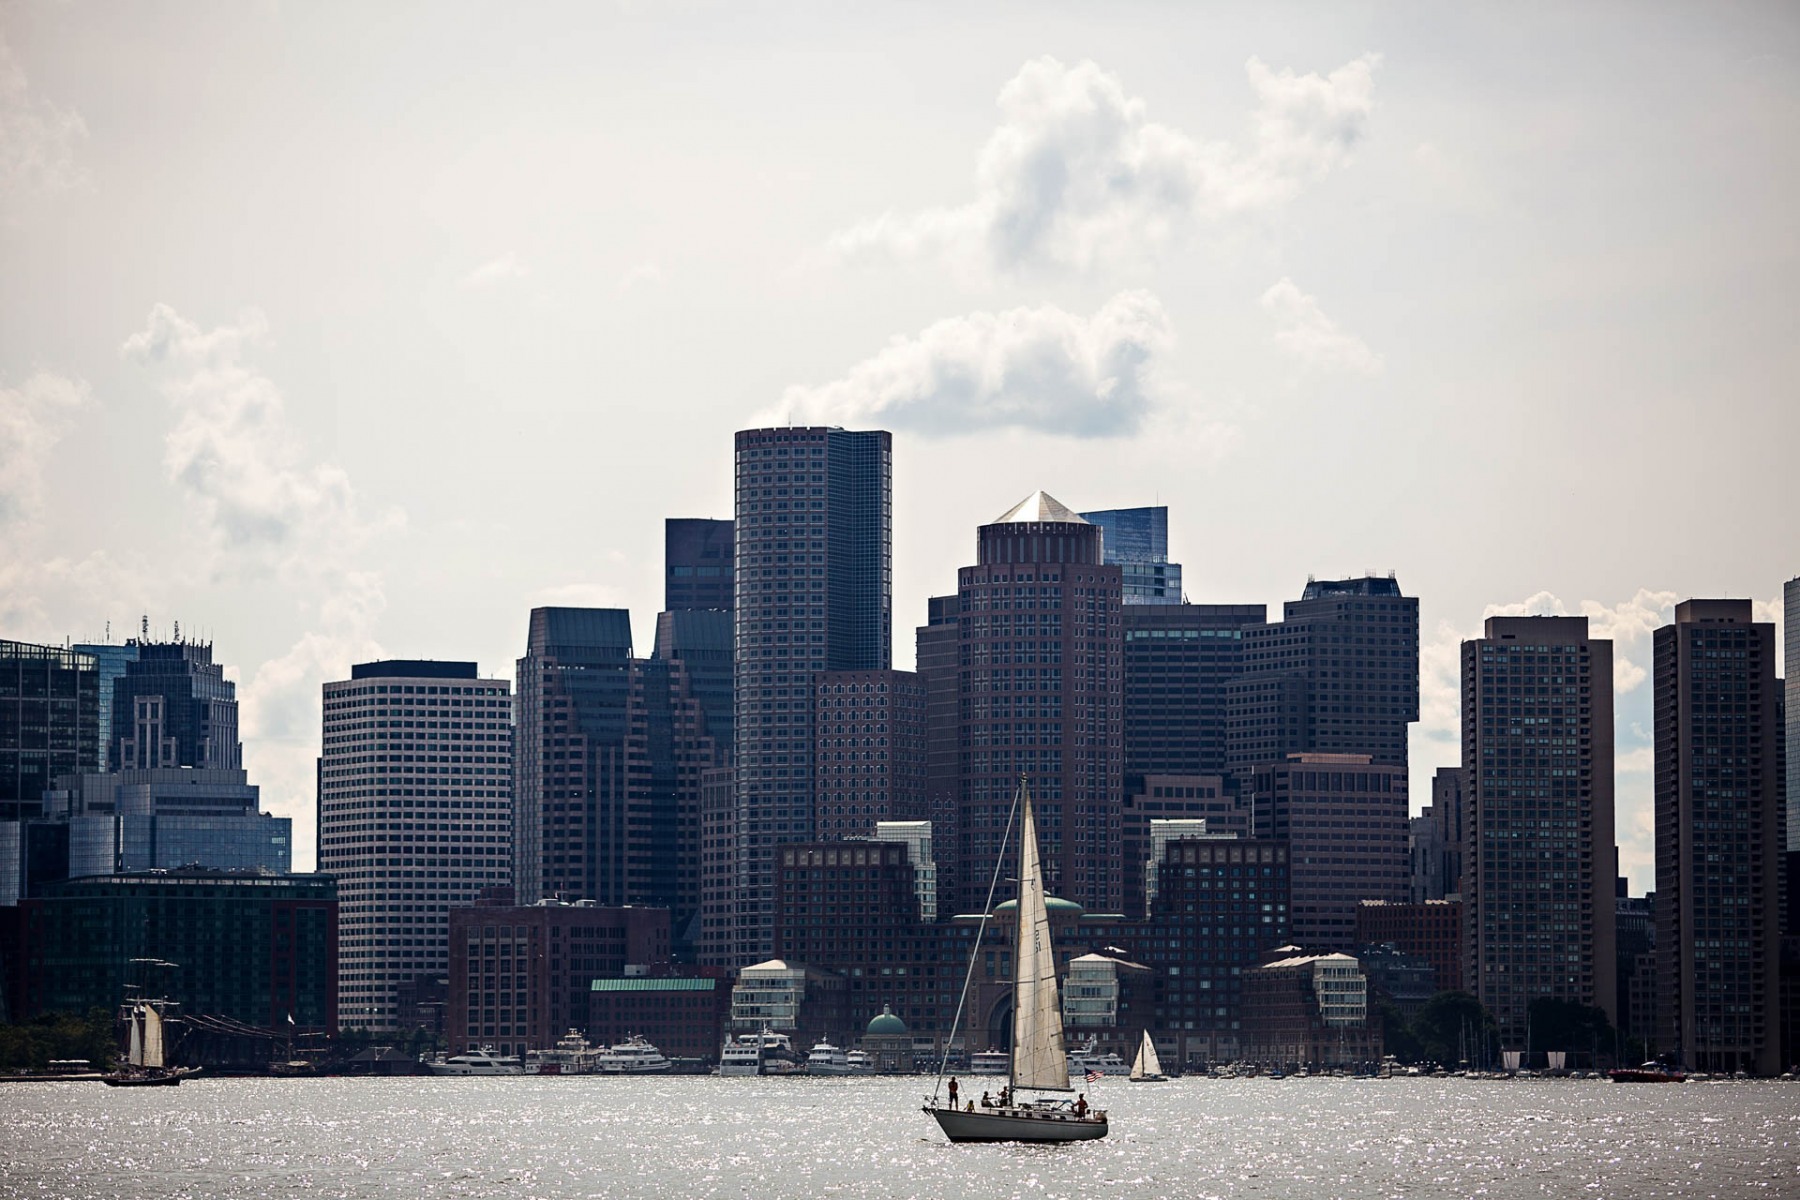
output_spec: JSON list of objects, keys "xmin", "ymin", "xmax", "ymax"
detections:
[{"xmin": 3, "ymin": 2, "xmax": 1795, "ymax": 882}]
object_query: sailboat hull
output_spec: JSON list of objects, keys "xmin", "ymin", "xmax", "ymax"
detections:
[{"xmin": 925, "ymin": 1104, "xmax": 1108, "ymax": 1143}]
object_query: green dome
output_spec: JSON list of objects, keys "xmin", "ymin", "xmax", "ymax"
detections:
[
  {"xmin": 994, "ymin": 895, "xmax": 1085, "ymax": 918},
  {"xmin": 866, "ymin": 1004, "xmax": 908, "ymax": 1036}
]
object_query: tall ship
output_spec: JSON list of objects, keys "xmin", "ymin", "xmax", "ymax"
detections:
[
  {"xmin": 924, "ymin": 777, "xmax": 1108, "ymax": 1142},
  {"xmin": 104, "ymin": 999, "xmax": 195, "ymax": 1087}
]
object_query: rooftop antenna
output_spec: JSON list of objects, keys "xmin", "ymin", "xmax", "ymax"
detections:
[
  {"xmin": 105, "ymin": 620, "xmax": 111, "ymax": 643},
  {"xmin": 173, "ymin": 620, "xmax": 180, "ymax": 643},
  {"xmin": 141, "ymin": 614, "xmax": 149, "ymax": 640}
]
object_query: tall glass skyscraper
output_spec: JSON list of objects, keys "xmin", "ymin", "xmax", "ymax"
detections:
[
  {"xmin": 110, "ymin": 640, "xmax": 240, "ymax": 771},
  {"xmin": 71, "ymin": 641, "xmax": 138, "ymax": 774},
  {"xmin": 1080, "ymin": 505, "xmax": 1183, "ymax": 604},
  {"xmin": 727, "ymin": 426, "xmax": 891, "ymax": 965},
  {"xmin": 1786, "ymin": 575, "xmax": 1798, "ymax": 852}
]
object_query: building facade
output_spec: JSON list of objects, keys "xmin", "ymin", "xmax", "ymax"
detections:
[
  {"xmin": 731, "ymin": 425, "xmax": 892, "ymax": 966},
  {"xmin": 1355, "ymin": 899, "xmax": 1463, "ymax": 994},
  {"xmin": 813, "ymin": 669, "xmax": 925, "ymax": 838},
  {"xmin": 1787, "ymin": 576, "xmax": 1798, "ymax": 851},
  {"xmin": 71, "ymin": 641, "xmax": 138, "ymax": 774},
  {"xmin": 0, "ymin": 640, "xmax": 99, "ymax": 907},
  {"xmin": 44, "ymin": 767, "xmax": 291, "ymax": 878},
  {"xmin": 1462, "ymin": 616, "xmax": 1617, "ymax": 1046},
  {"xmin": 664, "ymin": 517, "xmax": 735, "ymax": 612},
  {"xmin": 110, "ymin": 639, "xmax": 240, "ymax": 772},
  {"xmin": 588, "ymin": 975, "xmax": 729, "ymax": 1060},
  {"xmin": 1411, "ymin": 767, "xmax": 1467, "ymax": 902},
  {"xmin": 1079, "ymin": 505, "xmax": 1183, "ymax": 605},
  {"xmin": 1249, "ymin": 753, "xmax": 1408, "ymax": 951},
  {"xmin": 954, "ymin": 492, "xmax": 1123, "ymax": 915},
  {"xmin": 1122, "ymin": 774, "xmax": 1240, "ymax": 918},
  {"xmin": 1123, "ymin": 603, "xmax": 1265, "ymax": 777},
  {"xmin": 915, "ymin": 594, "xmax": 962, "ymax": 916},
  {"xmin": 1240, "ymin": 950, "xmax": 1380, "ymax": 1068},
  {"xmin": 1653, "ymin": 599, "xmax": 1781, "ymax": 1074},
  {"xmin": 318, "ymin": 660, "xmax": 514, "ymax": 1032}
]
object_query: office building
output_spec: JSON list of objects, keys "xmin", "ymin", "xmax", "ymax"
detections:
[
  {"xmin": 1411, "ymin": 766, "xmax": 1467, "ymax": 902},
  {"xmin": 1226, "ymin": 576, "xmax": 1419, "ymax": 775},
  {"xmin": 0, "ymin": 641, "xmax": 99, "ymax": 906},
  {"xmin": 1462, "ymin": 616, "xmax": 1617, "ymax": 1046},
  {"xmin": 318, "ymin": 660, "xmax": 513, "ymax": 1032},
  {"xmin": 1123, "ymin": 603, "xmax": 1265, "ymax": 777},
  {"xmin": 1653, "ymin": 599, "xmax": 1780, "ymax": 1074},
  {"xmin": 730, "ymin": 425, "xmax": 892, "ymax": 965},
  {"xmin": 72, "ymin": 641, "xmax": 138, "ymax": 774},
  {"xmin": 110, "ymin": 639, "xmax": 240, "ymax": 771},
  {"xmin": 954, "ymin": 491, "xmax": 1123, "ymax": 915},
  {"xmin": 697, "ymin": 766, "xmax": 736, "ymax": 966},
  {"xmin": 1079, "ymin": 505, "xmax": 1183, "ymax": 605},
  {"xmin": 1122, "ymin": 774, "xmax": 1241, "ymax": 917},
  {"xmin": 1787, "ymin": 576, "xmax": 1798, "ymax": 850},
  {"xmin": 19, "ymin": 868, "xmax": 337, "ymax": 1032},
  {"xmin": 589, "ymin": 975, "xmax": 730, "ymax": 1061},
  {"xmin": 447, "ymin": 894, "xmax": 669, "ymax": 1057},
  {"xmin": 43, "ymin": 767, "xmax": 291, "ymax": 877},
  {"xmin": 1240, "ymin": 949, "xmax": 1379, "ymax": 1068},
  {"xmin": 1355, "ymin": 899, "xmax": 1463, "ymax": 993},
  {"xmin": 915, "ymin": 594, "xmax": 961, "ymax": 914},
  {"xmin": 814, "ymin": 669, "xmax": 925, "ymax": 837},
  {"xmin": 1249, "ymin": 753, "xmax": 1408, "ymax": 951},
  {"xmin": 665, "ymin": 518, "xmax": 735, "ymax": 612}
]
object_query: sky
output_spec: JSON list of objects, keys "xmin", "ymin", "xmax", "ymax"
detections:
[{"xmin": 2, "ymin": 2, "xmax": 1795, "ymax": 883}]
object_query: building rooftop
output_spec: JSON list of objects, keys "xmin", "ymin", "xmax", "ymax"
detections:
[
  {"xmin": 992, "ymin": 491, "xmax": 1086, "ymax": 525},
  {"xmin": 590, "ymin": 977, "xmax": 717, "ymax": 992}
]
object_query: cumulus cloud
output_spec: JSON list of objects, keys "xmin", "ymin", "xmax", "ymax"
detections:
[
  {"xmin": 0, "ymin": 32, "xmax": 86, "ymax": 196},
  {"xmin": 460, "ymin": 252, "xmax": 527, "ymax": 289},
  {"xmin": 1480, "ymin": 588, "xmax": 1678, "ymax": 695},
  {"xmin": 1260, "ymin": 278, "xmax": 1383, "ymax": 375},
  {"xmin": 125, "ymin": 304, "xmax": 400, "ymax": 866},
  {"xmin": 829, "ymin": 53, "xmax": 1379, "ymax": 275},
  {"xmin": 0, "ymin": 370, "xmax": 88, "ymax": 526},
  {"xmin": 771, "ymin": 290, "xmax": 1173, "ymax": 437}
]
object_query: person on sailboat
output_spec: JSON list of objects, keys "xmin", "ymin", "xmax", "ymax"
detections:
[
  {"xmin": 1075, "ymin": 1094, "xmax": 1088, "ymax": 1118},
  {"xmin": 947, "ymin": 1077, "xmax": 958, "ymax": 1109},
  {"xmin": 980, "ymin": 1089, "xmax": 992, "ymax": 1108}
]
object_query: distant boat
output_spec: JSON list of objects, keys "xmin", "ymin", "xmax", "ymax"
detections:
[
  {"xmin": 1129, "ymin": 1031, "xmax": 1167, "ymax": 1082},
  {"xmin": 968, "ymin": 1050, "xmax": 1009, "ymax": 1076},
  {"xmin": 103, "ymin": 1001, "xmax": 195, "ymax": 1087},
  {"xmin": 1067, "ymin": 1037, "xmax": 1130, "ymax": 1078},
  {"xmin": 845, "ymin": 1049, "xmax": 875, "ymax": 1074},
  {"xmin": 924, "ymin": 776, "xmax": 1108, "ymax": 1143},
  {"xmin": 425, "ymin": 1048, "xmax": 526, "ymax": 1076},
  {"xmin": 1609, "ymin": 1062, "xmax": 1686, "ymax": 1083},
  {"xmin": 593, "ymin": 1034, "xmax": 671, "ymax": 1074},
  {"xmin": 718, "ymin": 1029, "xmax": 800, "ymax": 1076},
  {"xmin": 805, "ymin": 1040, "xmax": 852, "ymax": 1075}
]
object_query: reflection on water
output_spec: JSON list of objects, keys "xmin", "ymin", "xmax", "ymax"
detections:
[{"xmin": 1, "ymin": 1075, "xmax": 1797, "ymax": 1200}]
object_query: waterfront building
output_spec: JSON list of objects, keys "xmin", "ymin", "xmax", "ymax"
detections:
[
  {"xmin": 664, "ymin": 517, "xmax": 734, "ymax": 612},
  {"xmin": 1123, "ymin": 603, "xmax": 1265, "ymax": 777},
  {"xmin": 1078, "ymin": 505, "xmax": 1183, "ymax": 605},
  {"xmin": 1654, "ymin": 599, "xmax": 1781, "ymax": 1074},
  {"xmin": 588, "ymin": 974, "xmax": 730, "ymax": 1061},
  {"xmin": 727, "ymin": 958, "xmax": 849, "ymax": 1048},
  {"xmin": 1226, "ymin": 576, "xmax": 1420, "ymax": 776},
  {"xmin": 19, "ymin": 868, "xmax": 337, "ymax": 1031},
  {"xmin": 318, "ymin": 659, "xmax": 513, "ymax": 1032},
  {"xmin": 0, "ymin": 640, "xmax": 99, "ymax": 906},
  {"xmin": 1249, "ymin": 753, "xmax": 1408, "ymax": 951},
  {"xmin": 110, "ymin": 639, "xmax": 239, "ymax": 772},
  {"xmin": 44, "ymin": 767, "xmax": 290, "ymax": 877},
  {"xmin": 953, "ymin": 491, "xmax": 1123, "ymax": 916},
  {"xmin": 1123, "ymin": 774, "xmax": 1242, "ymax": 918},
  {"xmin": 1462, "ymin": 616, "xmax": 1617, "ymax": 1046},
  {"xmin": 446, "ymin": 892, "xmax": 669, "ymax": 1057},
  {"xmin": 1240, "ymin": 948, "xmax": 1380, "ymax": 1068},
  {"xmin": 1410, "ymin": 767, "xmax": 1467, "ymax": 902},
  {"xmin": 813, "ymin": 669, "xmax": 926, "ymax": 837},
  {"xmin": 731, "ymin": 425, "xmax": 893, "ymax": 966},
  {"xmin": 1354, "ymin": 899, "xmax": 1463, "ymax": 993},
  {"xmin": 72, "ymin": 641, "xmax": 137, "ymax": 774}
]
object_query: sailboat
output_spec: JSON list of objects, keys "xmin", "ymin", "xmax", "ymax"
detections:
[
  {"xmin": 103, "ymin": 1001, "xmax": 194, "ymax": 1087},
  {"xmin": 1128, "ymin": 1030, "xmax": 1167, "ymax": 1082},
  {"xmin": 924, "ymin": 777, "xmax": 1108, "ymax": 1143}
]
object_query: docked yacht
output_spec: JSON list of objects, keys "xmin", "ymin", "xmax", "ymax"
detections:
[
  {"xmin": 845, "ymin": 1049, "xmax": 875, "ymax": 1074},
  {"xmin": 426, "ymin": 1047, "xmax": 526, "ymax": 1076},
  {"xmin": 1067, "ymin": 1037, "xmax": 1131, "ymax": 1077},
  {"xmin": 718, "ymin": 1029, "xmax": 799, "ymax": 1076},
  {"xmin": 805, "ymin": 1040, "xmax": 852, "ymax": 1075},
  {"xmin": 968, "ymin": 1050, "xmax": 1010, "ymax": 1075},
  {"xmin": 593, "ymin": 1034, "xmax": 671, "ymax": 1074},
  {"xmin": 530, "ymin": 1030, "xmax": 601, "ymax": 1075}
]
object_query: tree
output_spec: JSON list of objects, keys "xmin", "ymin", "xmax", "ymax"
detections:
[
  {"xmin": 1372, "ymin": 997, "xmax": 1422, "ymax": 1063},
  {"xmin": 1409, "ymin": 991, "xmax": 1498, "ymax": 1066},
  {"xmin": 1527, "ymin": 997, "xmax": 1614, "ymax": 1065}
]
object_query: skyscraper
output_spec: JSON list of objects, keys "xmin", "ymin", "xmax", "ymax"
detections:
[
  {"xmin": 1226, "ymin": 576, "xmax": 1420, "ymax": 776},
  {"xmin": 731, "ymin": 425, "xmax": 892, "ymax": 965},
  {"xmin": 318, "ymin": 660, "xmax": 514, "ymax": 1032},
  {"xmin": 1079, "ymin": 506, "xmax": 1183, "ymax": 604},
  {"xmin": 665, "ymin": 518, "xmax": 735, "ymax": 612},
  {"xmin": 72, "ymin": 641, "xmax": 138, "ymax": 774},
  {"xmin": 916, "ymin": 593, "xmax": 962, "ymax": 906},
  {"xmin": 1786, "ymin": 575, "xmax": 1798, "ymax": 851},
  {"xmin": 1653, "ymin": 599, "xmax": 1780, "ymax": 1074},
  {"xmin": 1462, "ymin": 616, "xmax": 1616, "ymax": 1046},
  {"xmin": 954, "ymin": 491, "xmax": 1123, "ymax": 915},
  {"xmin": 110, "ymin": 639, "xmax": 240, "ymax": 771},
  {"xmin": 1410, "ymin": 766, "xmax": 1467, "ymax": 903},
  {"xmin": 813, "ymin": 669, "xmax": 926, "ymax": 837},
  {"xmin": 0, "ymin": 641, "xmax": 99, "ymax": 906},
  {"xmin": 1123, "ymin": 603, "xmax": 1265, "ymax": 776}
]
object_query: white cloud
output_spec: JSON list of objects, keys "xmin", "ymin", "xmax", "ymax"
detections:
[
  {"xmin": 829, "ymin": 53, "xmax": 1379, "ymax": 275},
  {"xmin": 0, "ymin": 32, "xmax": 86, "ymax": 197},
  {"xmin": 1260, "ymin": 277, "xmax": 1383, "ymax": 375},
  {"xmin": 771, "ymin": 290, "xmax": 1173, "ymax": 437},
  {"xmin": 459, "ymin": 252, "xmax": 527, "ymax": 289},
  {"xmin": 618, "ymin": 262, "xmax": 663, "ymax": 292},
  {"xmin": 1481, "ymin": 587, "xmax": 1677, "ymax": 695},
  {"xmin": 0, "ymin": 370, "xmax": 88, "ymax": 526},
  {"xmin": 124, "ymin": 304, "xmax": 401, "ymax": 866}
]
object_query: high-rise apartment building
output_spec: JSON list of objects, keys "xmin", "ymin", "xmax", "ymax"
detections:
[
  {"xmin": 110, "ymin": 639, "xmax": 240, "ymax": 772},
  {"xmin": 731, "ymin": 426, "xmax": 892, "ymax": 965},
  {"xmin": 318, "ymin": 660, "xmax": 513, "ymax": 1032},
  {"xmin": 1653, "ymin": 599, "xmax": 1780, "ymax": 1074},
  {"xmin": 665, "ymin": 518, "xmax": 735, "ymax": 612},
  {"xmin": 1250, "ymin": 753, "xmax": 1408, "ymax": 951},
  {"xmin": 954, "ymin": 491, "xmax": 1123, "ymax": 915},
  {"xmin": 1079, "ymin": 506, "xmax": 1183, "ymax": 604},
  {"xmin": 1786, "ymin": 575, "xmax": 1798, "ymax": 851},
  {"xmin": 1123, "ymin": 603, "xmax": 1265, "ymax": 776},
  {"xmin": 813, "ymin": 669, "xmax": 925, "ymax": 837},
  {"xmin": 916, "ymin": 594, "xmax": 961, "ymax": 912},
  {"xmin": 1462, "ymin": 616, "xmax": 1616, "ymax": 1046},
  {"xmin": 1226, "ymin": 577, "xmax": 1419, "ymax": 775}
]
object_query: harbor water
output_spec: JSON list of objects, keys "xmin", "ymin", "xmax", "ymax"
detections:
[{"xmin": 1, "ymin": 1074, "xmax": 1795, "ymax": 1199}]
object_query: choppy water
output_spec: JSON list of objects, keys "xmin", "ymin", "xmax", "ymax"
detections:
[{"xmin": 1, "ymin": 1075, "xmax": 1795, "ymax": 1200}]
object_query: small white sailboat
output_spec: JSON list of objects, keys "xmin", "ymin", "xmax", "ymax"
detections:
[
  {"xmin": 1129, "ymin": 1030, "xmax": 1167, "ymax": 1082},
  {"xmin": 924, "ymin": 776, "xmax": 1107, "ymax": 1143}
]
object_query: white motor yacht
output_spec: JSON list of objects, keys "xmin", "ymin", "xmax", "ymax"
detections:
[
  {"xmin": 845, "ymin": 1049, "xmax": 875, "ymax": 1074},
  {"xmin": 969, "ymin": 1050, "xmax": 1010, "ymax": 1076},
  {"xmin": 718, "ymin": 1029, "xmax": 799, "ymax": 1076},
  {"xmin": 426, "ymin": 1047, "xmax": 527, "ymax": 1076},
  {"xmin": 805, "ymin": 1040, "xmax": 852, "ymax": 1075},
  {"xmin": 593, "ymin": 1034, "xmax": 671, "ymax": 1074},
  {"xmin": 529, "ymin": 1029, "xmax": 601, "ymax": 1075},
  {"xmin": 1067, "ymin": 1037, "xmax": 1131, "ymax": 1077}
]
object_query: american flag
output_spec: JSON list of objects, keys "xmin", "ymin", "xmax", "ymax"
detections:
[{"xmin": 1085, "ymin": 1068, "xmax": 1101, "ymax": 1083}]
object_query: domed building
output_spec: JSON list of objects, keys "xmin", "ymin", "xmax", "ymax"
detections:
[{"xmin": 860, "ymin": 1004, "xmax": 915, "ymax": 1073}]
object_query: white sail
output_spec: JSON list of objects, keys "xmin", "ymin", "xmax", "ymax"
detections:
[
  {"xmin": 142, "ymin": 1005, "xmax": 165, "ymax": 1069},
  {"xmin": 127, "ymin": 1006, "xmax": 143, "ymax": 1067},
  {"xmin": 1011, "ymin": 782, "xmax": 1070, "ymax": 1092},
  {"xmin": 1131, "ymin": 1030, "xmax": 1162, "ymax": 1080}
]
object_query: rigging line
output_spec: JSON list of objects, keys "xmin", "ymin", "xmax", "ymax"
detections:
[{"xmin": 929, "ymin": 773, "xmax": 1025, "ymax": 1107}]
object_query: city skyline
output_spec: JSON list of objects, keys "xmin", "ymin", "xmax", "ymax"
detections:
[{"xmin": 1, "ymin": 6, "xmax": 1796, "ymax": 889}]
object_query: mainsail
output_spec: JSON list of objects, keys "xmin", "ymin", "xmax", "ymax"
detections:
[
  {"xmin": 127, "ymin": 1007, "xmax": 144, "ymax": 1067},
  {"xmin": 142, "ymin": 1004, "xmax": 165, "ymax": 1069},
  {"xmin": 1011, "ymin": 784, "xmax": 1070, "ymax": 1092}
]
